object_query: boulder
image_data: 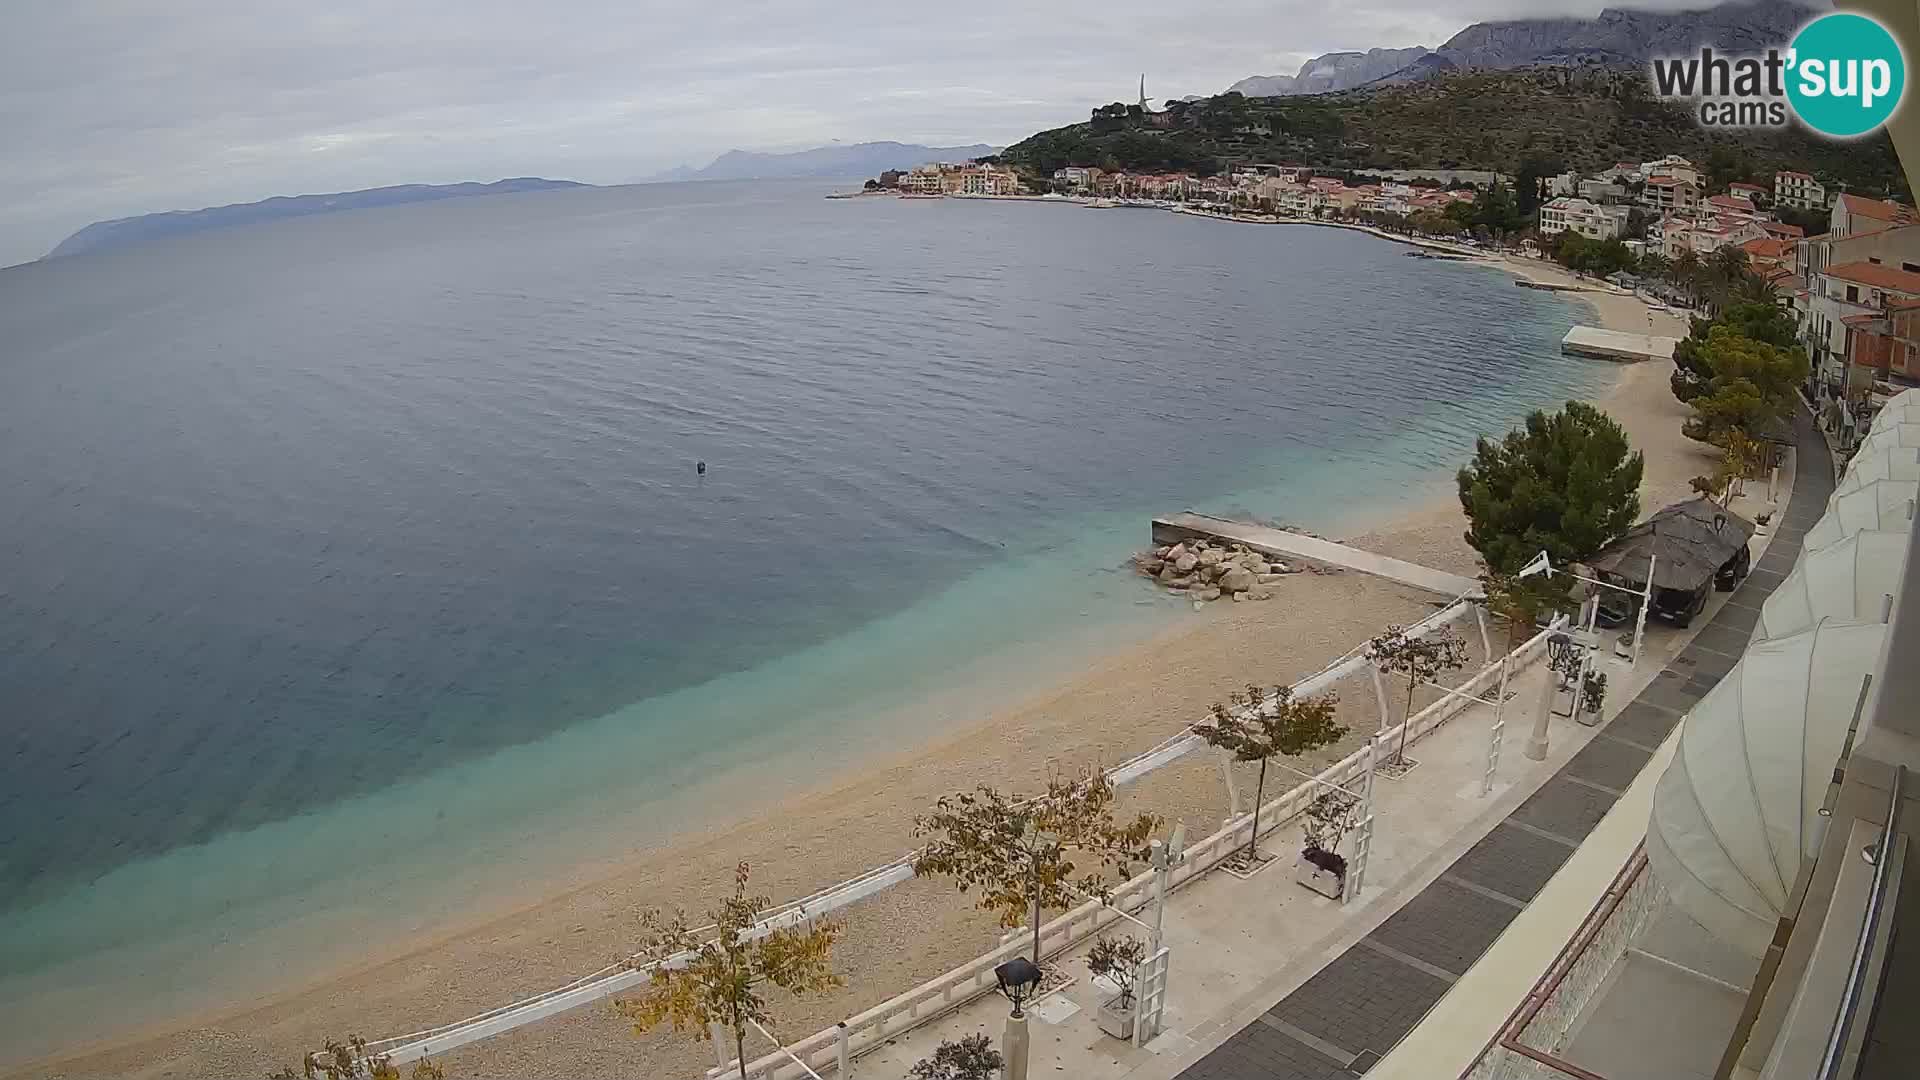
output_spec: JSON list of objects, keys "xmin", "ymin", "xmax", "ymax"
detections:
[
  {"xmin": 1158, "ymin": 565, "xmax": 1183, "ymax": 585},
  {"xmin": 1139, "ymin": 558, "xmax": 1165, "ymax": 576},
  {"xmin": 1193, "ymin": 586, "xmax": 1222, "ymax": 602},
  {"xmin": 1198, "ymin": 548, "xmax": 1224, "ymax": 568},
  {"xmin": 1242, "ymin": 560, "xmax": 1269, "ymax": 576},
  {"xmin": 1231, "ymin": 591, "xmax": 1245, "ymax": 602},
  {"xmin": 1170, "ymin": 574, "xmax": 1198, "ymax": 589},
  {"xmin": 1154, "ymin": 546, "xmax": 1172, "ymax": 559},
  {"xmin": 1257, "ymin": 573, "xmax": 1284, "ymax": 585},
  {"xmin": 1248, "ymin": 588, "xmax": 1274, "ymax": 601},
  {"xmin": 1219, "ymin": 566, "xmax": 1257, "ymax": 593},
  {"xmin": 1173, "ymin": 551, "xmax": 1198, "ymax": 573},
  {"xmin": 1200, "ymin": 564, "xmax": 1223, "ymax": 582},
  {"xmin": 1165, "ymin": 543, "xmax": 1188, "ymax": 564}
]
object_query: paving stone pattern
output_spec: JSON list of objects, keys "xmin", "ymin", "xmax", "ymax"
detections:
[{"xmin": 1175, "ymin": 411, "xmax": 1833, "ymax": 1078}]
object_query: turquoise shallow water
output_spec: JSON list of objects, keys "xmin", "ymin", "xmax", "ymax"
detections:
[{"xmin": 0, "ymin": 182, "xmax": 1606, "ymax": 1060}]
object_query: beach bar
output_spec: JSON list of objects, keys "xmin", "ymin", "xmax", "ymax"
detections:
[{"xmin": 1560, "ymin": 325, "xmax": 1678, "ymax": 363}]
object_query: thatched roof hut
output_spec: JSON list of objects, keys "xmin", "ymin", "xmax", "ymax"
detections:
[{"xmin": 1588, "ymin": 497, "xmax": 1755, "ymax": 593}]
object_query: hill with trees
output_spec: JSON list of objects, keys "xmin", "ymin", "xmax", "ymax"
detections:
[{"xmin": 1001, "ymin": 69, "xmax": 1906, "ymax": 199}]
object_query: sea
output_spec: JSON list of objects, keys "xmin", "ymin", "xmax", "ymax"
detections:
[{"xmin": 0, "ymin": 180, "xmax": 1607, "ymax": 1063}]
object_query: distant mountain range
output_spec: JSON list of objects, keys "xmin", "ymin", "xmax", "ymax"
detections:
[
  {"xmin": 46, "ymin": 177, "xmax": 589, "ymax": 260},
  {"xmin": 1224, "ymin": 0, "xmax": 1816, "ymax": 96},
  {"xmin": 648, "ymin": 141, "xmax": 1001, "ymax": 183}
]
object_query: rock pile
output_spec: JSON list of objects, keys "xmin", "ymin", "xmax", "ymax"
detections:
[{"xmin": 1133, "ymin": 539, "xmax": 1300, "ymax": 603}]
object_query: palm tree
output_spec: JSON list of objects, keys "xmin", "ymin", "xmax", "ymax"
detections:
[{"xmin": 1672, "ymin": 250, "xmax": 1703, "ymax": 308}]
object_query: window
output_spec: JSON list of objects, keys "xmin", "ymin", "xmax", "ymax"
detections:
[{"xmin": 1848, "ymin": 285, "xmax": 1860, "ymax": 302}]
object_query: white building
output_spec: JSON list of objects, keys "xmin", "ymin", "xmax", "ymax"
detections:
[
  {"xmin": 1641, "ymin": 176, "xmax": 1700, "ymax": 214},
  {"xmin": 1539, "ymin": 196, "xmax": 1627, "ymax": 240},
  {"xmin": 1775, "ymin": 169, "xmax": 1827, "ymax": 210},
  {"xmin": 1638, "ymin": 155, "xmax": 1699, "ymax": 186}
]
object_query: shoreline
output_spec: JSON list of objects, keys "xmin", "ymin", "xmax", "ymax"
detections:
[{"xmin": 15, "ymin": 229, "xmax": 1707, "ymax": 1080}]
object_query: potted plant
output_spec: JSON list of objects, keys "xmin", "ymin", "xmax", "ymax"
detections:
[
  {"xmin": 1085, "ymin": 935, "xmax": 1148, "ymax": 1040},
  {"xmin": 1296, "ymin": 789, "xmax": 1360, "ymax": 899},
  {"xmin": 910, "ymin": 1034, "xmax": 1002, "ymax": 1080}
]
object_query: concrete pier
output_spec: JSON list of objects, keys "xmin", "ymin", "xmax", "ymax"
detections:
[
  {"xmin": 1562, "ymin": 325, "xmax": 1678, "ymax": 363},
  {"xmin": 1151, "ymin": 511, "xmax": 1480, "ymax": 597}
]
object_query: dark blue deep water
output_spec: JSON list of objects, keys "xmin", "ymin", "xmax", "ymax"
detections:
[{"xmin": 0, "ymin": 181, "xmax": 1603, "ymax": 1059}]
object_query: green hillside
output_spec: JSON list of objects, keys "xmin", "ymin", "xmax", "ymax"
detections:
[{"xmin": 1003, "ymin": 69, "xmax": 1905, "ymax": 198}]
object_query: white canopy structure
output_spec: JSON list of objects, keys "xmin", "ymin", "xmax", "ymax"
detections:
[
  {"xmin": 1870, "ymin": 405, "xmax": 1920, "ymax": 434},
  {"xmin": 1755, "ymin": 531, "xmax": 1908, "ymax": 641},
  {"xmin": 1837, "ymin": 447, "xmax": 1920, "ymax": 494},
  {"xmin": 1803, "ymin": 480, "xmax": 1918, "ymax": 550},
  {"xmin": 1647, "ymin": 619, "xmax": 1888, "ymax": 957},
  {"xmin": 1853, "ymin": 423, "xmax": 1920, "ymax": 459}
]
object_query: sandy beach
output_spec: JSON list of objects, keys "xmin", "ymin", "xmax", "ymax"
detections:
[{"xmin": 22, "ymin": 247, "xmax": 1711, "ymax": 1080}]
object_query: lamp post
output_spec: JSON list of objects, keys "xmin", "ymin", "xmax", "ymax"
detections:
[{"xmin": 994, "ymin": 958, "xmax": 1042, "ymax": 1080}]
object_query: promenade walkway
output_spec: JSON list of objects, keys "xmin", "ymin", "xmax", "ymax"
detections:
[
  {"xmin": 1152, "ymin": 513, "xmax": 1480, "ymax": 598},
  {"xmin": 1165, "ymin": 408, "xmax": 1832, "ymax": 1080}
]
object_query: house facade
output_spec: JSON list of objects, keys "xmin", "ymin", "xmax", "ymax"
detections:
[{"xmin": 1774, "ymin": 169, "xmax": 1826, "ymax": 209}]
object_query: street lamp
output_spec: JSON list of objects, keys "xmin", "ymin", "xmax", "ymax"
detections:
[
  {"xmin": 994, "ymin": 957, "xmax": 1043, "ymax": 1080},
  {"xmin": 993, "ymin": 957, "xmax": 1043, "ymax": 1019}
]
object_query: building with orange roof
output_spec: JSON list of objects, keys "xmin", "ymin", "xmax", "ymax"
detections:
[
  {"xmin": 1831, "ymin": 193, "xmax": 1916, "ymax": 238},
  {"xmin": 1807, "ymin": 256, "xmax": 1920, "ymax": 391},
  {"xmin": 1843, "ymin": 296, "xmax": 1920, "ymax": 387}
]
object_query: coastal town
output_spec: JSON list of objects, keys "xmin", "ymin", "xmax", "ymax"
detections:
[{"xmin": 863, "ymin": 153, "xmax": 1920, "ymax": 422}]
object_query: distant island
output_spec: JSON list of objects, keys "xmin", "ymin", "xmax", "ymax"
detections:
[
  {"xmin": 647, "ymin": 142, "xmax": 1000, "ymax": 184},
  {"xmin": 46, "ymin": 177, "xmax": 591, "ymax": 260}
]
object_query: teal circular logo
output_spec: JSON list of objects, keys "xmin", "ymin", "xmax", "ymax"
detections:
[{"xmin": 1787, "ymin": 13, "xmax": 1905, "ymax": 137}]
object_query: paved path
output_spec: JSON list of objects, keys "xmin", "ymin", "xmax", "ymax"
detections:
[
  {"xmin": 1173, "ymin": 410, "xmax": 1834, "ymax": 1079},
  {"xmin": 1152, "ymin": 513, "xmax": 1480, "ymax": 598}
]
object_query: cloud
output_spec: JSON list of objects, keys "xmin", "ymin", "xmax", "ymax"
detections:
[{"xmin": 0, "ymin": 0, "xmax": 1690, "ymax": 263}]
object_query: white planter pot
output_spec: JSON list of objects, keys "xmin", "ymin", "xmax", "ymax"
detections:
[
  {"xmin": 1295, "ymin": 856, "xmax": 1345, "ymax": 899},
  {"xmin": 1096, "ymin": 994, "xmax": 1137, "ymax": 1040}
]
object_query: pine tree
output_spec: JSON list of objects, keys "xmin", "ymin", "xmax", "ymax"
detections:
[{"xmin": 1456, "ymin": 401, "xmax": 1644, "ymax": 575}]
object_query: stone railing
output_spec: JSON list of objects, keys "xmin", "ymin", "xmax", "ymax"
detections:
[
  {"xmin": 720, "ymin": 622, "xmax": 1564, "ymax": 1079},
  {"xmin": 1462, "ymin": 846, "xmax": 1660, "ymax": 1080}
]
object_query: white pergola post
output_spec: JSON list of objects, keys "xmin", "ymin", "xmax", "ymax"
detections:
[
  {"xmin": 1216, "ymin": 748, "xmax": 1242, "ymax": 819},
  {"xmin": 1474, "ymin": 604, "xmax": 1492, "ymax": 658},
  {"xmin": 1371, "ymin": 664, "xmax": 1392, "ymax": 737},
  {"xmin": 1526, "ymin": 647, "xmax": 1557, "ymax": 761},
  {"xmin": 1345, "ymin": 735, "xmax": 1379, "ymax": 904},
  {"xmin": 1632, "ymin": 554, "xmax": 1656, "ymax": 670},
  {"xmin": 709, "ymin": 1022, "xmax": 733, "ymax": 1073},
  {"xmin": 1484, "ymin": 654, "xmax": 1511, "ymax": 796}
]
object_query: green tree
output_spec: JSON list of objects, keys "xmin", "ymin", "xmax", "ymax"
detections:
[
  {"xmin": 1457, "ymin": 401, "xmax": 1645, "ymax": 574},
  {"xmin": 1679, "ymin": 325, "xmax": 1808, "ymax": 444},
  {"xmin": 613, "ymin": 863, "xmax": 842, "ymax": 1080},
  {"xmin": 913, "ymin": 769, "xmax": 1158, "ymax": 968},
  {"xmin": 1192, "ymin": 684, "xmax": 1345, "ymax": 861}
]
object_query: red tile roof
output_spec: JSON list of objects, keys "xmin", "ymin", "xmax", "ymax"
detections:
[
  {"xmin": 1826, "ymin": 261, "xmax": 1920, "ymax": 293},
  {"xmin": 1763, "ymin": 222, "xmax": 1806, "ymax": 239},
  {"xmin": 1839, "ymin": 193, "xmax": 1915, "ymax": 223},
  {"xmin": 1742, "ymin": 237, "xmax": 1796, "ymax": 259}
]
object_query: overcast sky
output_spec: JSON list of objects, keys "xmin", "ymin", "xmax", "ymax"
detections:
[{"xmin": 2, "ymin": 1, "xmax": 1714, "ymax": 265}]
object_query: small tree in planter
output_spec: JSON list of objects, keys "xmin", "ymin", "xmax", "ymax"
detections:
[
  {"xmin": 1297, "ymin": 789, "xmax": 1361, "ymax": 899},
  {"xmin": 1368, "ymin": 625, "xmax": 1471, "ymax": 769},
  {"xmin": 910, "ymin": 1034, "xmax": 1003, "ymax": 1080},
  {"xmin": 914, "ymin": 769, "xmax": 1159, "ymax": 975},
  {"xmin": 1192, "ymin": 684, "xmax": 1345, "ymax": 868},
  {"xmin": 1085, "ymin": 934, "xmax": 1149, "ymax": 1039},
  {"xmin": 613, "ymin": 862, "xmax": 841, "ymax": 1080}
]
